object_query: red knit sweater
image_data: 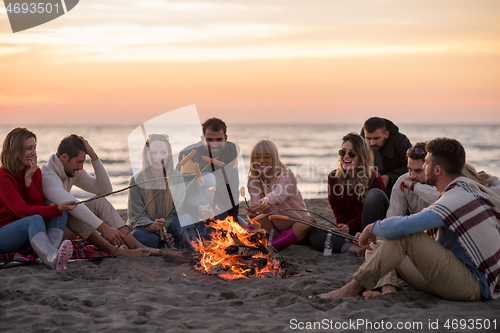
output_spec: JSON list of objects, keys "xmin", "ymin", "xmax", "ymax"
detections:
[
  {"xmin": 0, "ymin": 167, "xmax": 61, "ymax": 228},
  {"xmin": 328, "ymin": 170, "xmax": 385, "ymax": 235}
]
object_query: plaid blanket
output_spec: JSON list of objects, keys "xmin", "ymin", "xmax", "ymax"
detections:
[
  {"xmin": 0, "ymin": 238, "xmax": 111, "ymax": 268},
  {"xmin": 427, "ymin": 177, "xmax": 500, "ymax": 299}
]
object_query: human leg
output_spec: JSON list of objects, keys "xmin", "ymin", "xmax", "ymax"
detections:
[
  {"xmin": 46, "ymin": 211, "xmax": 68, "ymax": 247},
  {"xmin": 0, "ymin": 215, "xmax": 46, "ymax": 254},
  {"xmin": 361, "ymin": 188, "xmax": 389, "ymax": 230},
  {"xmin": 363, "ymin": 240, "xmax": 400, "ymax": 298},
  {"xmin": 131, "ymin": 228, "xmax": 160, "ymax": 248},
  {"xmin": 354, "ymin": 233, "xmax": 482, "ymax": 301},
  {"xmin": 0, "ymin": 214, "xmax": 72, "ymax": 270}
]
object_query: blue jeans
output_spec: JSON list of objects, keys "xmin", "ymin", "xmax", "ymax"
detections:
[
  {"xmin": 0, "ymin": 212, "xmax": 68, "ymax": 254},
  {"xmin": 133, "ymin": 215, "xmax": 192, "ymax": 249}
]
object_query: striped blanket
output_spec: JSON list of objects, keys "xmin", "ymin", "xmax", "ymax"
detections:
[
  {"xmin": 427, "ymin": 177, "xmax": 500, "ymax": 299},
  {"xmin": 0, "ymin": 238, "xmax": 111, "ymax": 268}
]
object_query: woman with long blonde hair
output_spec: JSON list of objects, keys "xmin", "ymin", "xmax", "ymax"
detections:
[
  {"xmin": 246, "ymin": 140, "xmax": 315, "ymax": 250},
  {"xmin": 0, "ymin": 127, "xmax": 77, "ymax": 269}
]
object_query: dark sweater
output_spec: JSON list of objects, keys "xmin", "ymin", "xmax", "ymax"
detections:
[{"xmin": 327, "ymin": 170, "xmax": 385, "ymax": 235}]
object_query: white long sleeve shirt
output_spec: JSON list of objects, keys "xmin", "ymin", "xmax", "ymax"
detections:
[
  {"xmin": 41, "ymin": 153, "xmax": 113, "ymax": 229},
  {"xmin": 386, "ymin": 172, "xmax": 439, "ymax": 218}
]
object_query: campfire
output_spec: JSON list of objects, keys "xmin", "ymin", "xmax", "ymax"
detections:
[{"xmin": 190, "ymin": 216, "xmax": 290, "ymax": 280}]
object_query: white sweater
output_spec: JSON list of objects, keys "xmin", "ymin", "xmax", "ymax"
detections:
[
  {"xmin": 386, "ymin": 172, "xmax": 439, "ymax": 218},
  {"xmin": 41, "ymin": 153, "xmax": 113, "ymax": 229}
]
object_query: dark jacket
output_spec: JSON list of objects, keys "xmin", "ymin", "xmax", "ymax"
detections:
[
  {"xmin": 177, "ymin": 141, "xmax": 240, "ymax": 218},
  {"xmin": 361, "ymin": 119, "xmax": 411, "ymax": 194}
]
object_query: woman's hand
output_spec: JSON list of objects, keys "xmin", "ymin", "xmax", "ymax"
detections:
[
  {"xmin": 146, "ymin": 218, "xmax": 166, "ymax": 232},
  {"xmin": 160, "ymin": 232, "xmax": 175, "ymax": 247},
  {"xmin": 24, "ymin": 155, "xmax": 38, "ymax": 187},
  {"xmin": 58, "ymin": 201, "xmax": 78, "ymax": 212},
  {"xmin": 337, "ymin": 223, "xmax": 350, "ymax": 234}
]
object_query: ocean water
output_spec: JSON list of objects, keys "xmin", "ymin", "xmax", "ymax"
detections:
[{"xmin": 1, "ymin": 123, "xmax": 499, "ymax": 209}]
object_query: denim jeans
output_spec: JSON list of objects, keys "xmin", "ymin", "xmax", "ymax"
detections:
[{"xmin": 0, "ymin": 212, "xmax": 68, "ymax": 254}]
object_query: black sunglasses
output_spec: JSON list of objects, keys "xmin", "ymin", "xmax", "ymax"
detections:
[
  {"xmin": 339, "ymin": 150, "xmax": 357, "ymax": 158},
  {"xmin": 407, "ymin": 148, "xmax": 426, "ymax": 156}
]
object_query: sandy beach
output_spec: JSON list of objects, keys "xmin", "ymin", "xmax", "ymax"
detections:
[{"xmin": 1, "ymin": 199, "xmax": 499, "ymax": 333}]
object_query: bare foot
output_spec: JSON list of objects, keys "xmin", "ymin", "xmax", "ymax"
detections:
[
  {"xmin": 348, "ymin": 244, "xmax": 366, "ymax": 257},
  {"xmin": 308, "ymin": 280, "xmax": 365, "ymax": 299},
  {"xmin": 116, "ymin": 248, "xmax": 151, "ymax": 257},
  {"xmin": 363, "ymin": 284, "xmax": 398, "ymax": 299}
]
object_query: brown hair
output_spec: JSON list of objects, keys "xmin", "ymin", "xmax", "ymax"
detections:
[
  {"xmin": 334, "ymin": 132, "xmax": 374, "ymax": 202},
  {"xmin": 1, "ymin": 127, "xmax": 37, "ymax": 176},
  {"xmin": 425, "ymin": 138, "xmax": 465, "ymax": 176}
]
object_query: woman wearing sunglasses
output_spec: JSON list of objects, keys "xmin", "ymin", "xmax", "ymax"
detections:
[
  {"xmin": 246, "ymin": 140, "xmax": 316, "ymax": 250},
  {"xmin": 310, "ymin": 132, "xmax": 386, "ymax": 255},
  {"xmin": 0, "ymin": 127, "xmax": 77, "ymax": 269},
  {"xmin": 127, "ymin": 134, "xmax": 189, "ymax": 248}
]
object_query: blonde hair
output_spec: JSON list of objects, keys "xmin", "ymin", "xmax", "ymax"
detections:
[
  {"xmin": 248, "ymin": 140, "xmax": 293, "ymax": 195},
  {"xmin": 141, "ymin": 135, "xmax": 173, "ymax": 219},
  {"xmin": 1, "ymin": 127, "xmax": 36, "ymax": 176},
  {"xmin": 335, "ymin": 132, "xmax": 374, "ymax": 202},
  {"xmin": 461, "ymin": 162, "xmax": 491, "ymax": 187}
]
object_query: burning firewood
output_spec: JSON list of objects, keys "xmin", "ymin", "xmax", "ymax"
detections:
[{"xmin": 225, "ymin": 244, "xmax": 269, "ymax": 256}]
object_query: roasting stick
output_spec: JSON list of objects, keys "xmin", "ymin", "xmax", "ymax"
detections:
[
  {"xmin": 75, "ymin": 175, "xmax": 186, "ymax": 205},
  {"xmin": 264, "ymin": 208, "xmax": 338, "ymax": 229},
  {"xmin": 256, "ymin": 198, "xmax": 357, "ymax": 242}
]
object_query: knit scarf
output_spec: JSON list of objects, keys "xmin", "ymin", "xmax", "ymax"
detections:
[{"xmin": 427, "ymin": 177, "xmax": 500, "ymax": 299}]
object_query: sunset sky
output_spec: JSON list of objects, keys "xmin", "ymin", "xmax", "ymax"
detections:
[{"xmin": 1, "ymin": 0, "xmax": 499, "ymax": 125}]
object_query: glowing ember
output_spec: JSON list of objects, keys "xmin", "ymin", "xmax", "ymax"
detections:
[{"xmin": 191, "ymin": 216, "xmax": 278, "ymax": 280}]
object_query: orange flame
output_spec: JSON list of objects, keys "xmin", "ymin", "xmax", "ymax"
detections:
[{"xmin": 191, "ymin": 216, "xmax": 275, "ymax": 280}]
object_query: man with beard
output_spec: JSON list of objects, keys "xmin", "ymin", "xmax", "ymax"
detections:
[
  {"xmin": 361, "ymin": 117, "xmax": 411, "ymax": 198},
  {"xmin": 312, "ymin": 138, "xmax": 500, "ymax": 301},
  {"xmin": 363, "ymin": 142, "xmax": 439, "ymax": 297},
  {"xmin": 170, "ymin": 118, "xmax": 241, "ymax": 248},
  {"xmin": 42, "ymin": 135, "xmax": 151, "ymax": 257}
]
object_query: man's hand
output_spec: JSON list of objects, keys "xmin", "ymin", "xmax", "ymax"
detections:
[
  {"xmin": 358, "ymin": 223, "xmax": 377, "ymax": 251},
  {"xmin": 400, "ymin": 177, "xmax": 414, "ymax": 192},
  {"xmin": 199, "ymin": 204, "xmax": 214, "ymax": 220},
  {"xmin": 77, "ymin": 136, "xmax": 98, "ymax": 161},
  {"xmin": 382, "ymin": 175, "xmax": 390, "ymax": 187},
  {"xmin": 98, "ymin": 223, "xmax": 126, "ymax": 246}
]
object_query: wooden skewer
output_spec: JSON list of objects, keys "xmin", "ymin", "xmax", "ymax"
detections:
[
  {"xmin": 76, "ymin": 175, "xmax": 187, "ymax": 205},
  {"xmin": 266, "ymin": 208, "xmax": 338, "ymax": 229},
  {"xmin": 257, "ymin": 201, "xmax": 357, "ymax": 242}
]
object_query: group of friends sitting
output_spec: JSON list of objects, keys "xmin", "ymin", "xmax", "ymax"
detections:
[{"xmin": 1, "ymin": 116, "xmax": 499, "ymax": 302}]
